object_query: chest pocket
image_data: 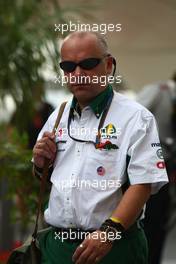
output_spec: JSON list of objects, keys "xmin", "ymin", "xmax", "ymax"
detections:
[{"xmin": 82, "ymin": 146, "xmax": 121, "ymax": 191}]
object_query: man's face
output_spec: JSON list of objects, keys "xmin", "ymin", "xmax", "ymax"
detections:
[{"xmin": 60, "ymin": 34, "xmax": 113, "ymax": 104}]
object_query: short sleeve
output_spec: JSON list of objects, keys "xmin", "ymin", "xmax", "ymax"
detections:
[{"xmin": 127, "ymin": 111, "xmax": 168, "ymax": 194}]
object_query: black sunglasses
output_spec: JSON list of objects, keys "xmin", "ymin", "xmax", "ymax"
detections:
[{"xmin": 60, "ymin": 57, "xmax": 105, "ymax": 73}]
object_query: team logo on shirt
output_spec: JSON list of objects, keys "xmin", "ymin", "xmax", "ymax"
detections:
[
  {"xmin": 156, "ymin": 148, "xmax": 164, "ymax": 159},
  {"xmin": 156, "ymin": 161, "xmax": 165, "ymax": 169},
  {"xmin": 100, "ymin": 123, "xmax": 118, "ymax": 139},
  {"xmin": 151, "ymin": 142, "xmax": 161, "ymax": 148},
  {"xmin": 58, "ymin": 128, "xmax": 63, "ymax": 137}
]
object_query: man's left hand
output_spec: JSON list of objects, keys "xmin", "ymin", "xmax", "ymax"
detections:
[{"xmin": 72, "ymin": 230, "xmax": 113, "ymax": 264}]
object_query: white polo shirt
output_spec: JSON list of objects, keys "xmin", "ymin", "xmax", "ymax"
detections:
[{"xmin": 36, "ymin": 91, "xmax": 168, "ymax": 230}]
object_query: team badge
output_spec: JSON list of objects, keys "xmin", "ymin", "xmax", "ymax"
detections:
[
  {"xmin": 95, "ymin": 140, "xmax": 118, "ymax": 150},
  {"xmin": 156, "ymin": 161, "xmax": 165, "ymax": 169},
  {"xmin": 97, "ymin": 166, "xmax": 106, "ymax": 176},
  {"xmin": 156, "ymin": 149, "xmax": 164, "ymax": 159},
  {"xmin": 100, "ymin": 123, "xmax": 118, "ymax": 139}
]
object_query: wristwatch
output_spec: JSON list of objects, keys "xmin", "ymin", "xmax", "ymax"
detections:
[{"xmin": 99, "ymin": 219, "xmax": 125, "ymax": 243}]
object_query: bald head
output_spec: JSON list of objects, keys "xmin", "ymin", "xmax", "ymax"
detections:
[{"xmin": 61, "ymin": 31, "xmax": 109, "ymax": 58}]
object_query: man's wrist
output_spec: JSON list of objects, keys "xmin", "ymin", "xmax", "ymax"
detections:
[
  {"xmin": 33, "ymin": 163, "xmax": 53, "ymax": 181},
  {"xmin": 110, "ymin": 216, "xmax": 123, "ymax": 225},
  {"xmin": 33, "ymin": 164, "xmax": 43, "ymax": 177},
  {"xmin": 99, "ymin": 218, "xmax": 125, "ymax": 243}
]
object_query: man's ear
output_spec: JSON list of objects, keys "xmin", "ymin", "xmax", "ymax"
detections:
[{"xmin": 106, "ymin": 56, "xmax": 113, "ymax": 75}]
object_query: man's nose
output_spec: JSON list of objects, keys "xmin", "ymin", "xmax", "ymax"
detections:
[{"xmin": 73, "ymin": 65, "xmax": 84, "ymax": 76}]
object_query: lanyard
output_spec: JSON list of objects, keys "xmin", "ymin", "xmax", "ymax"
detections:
[{"xmin": 67, "ymin": 90, "xmax": 114, "ymax": 148}]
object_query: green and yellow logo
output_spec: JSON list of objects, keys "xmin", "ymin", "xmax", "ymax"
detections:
[{"xmin": 101, "ymin": 123, "xmax": 117, "ymax": 139}]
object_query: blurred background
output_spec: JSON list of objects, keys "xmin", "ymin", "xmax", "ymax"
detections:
[{"xmin": 0, "ymin": 0, "xmax": 176, "ymax": 263}]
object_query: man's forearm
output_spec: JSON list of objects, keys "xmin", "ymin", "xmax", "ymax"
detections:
[{"xmin": 111, "ymin": 184, "xmax": 151, "ymax": 229}]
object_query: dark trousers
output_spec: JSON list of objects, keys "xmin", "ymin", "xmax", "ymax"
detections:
[{"xmin": 143, "ymin": 184, "xmax": 170, "ymax": 264}]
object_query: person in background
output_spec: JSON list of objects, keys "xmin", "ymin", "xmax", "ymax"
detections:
[
  {"xmin": 27, "ymin": 101, "xmax": 54, "ymax": 148},
  {"xmin": 137, "ymin": 72, "xmax": 176, "ymax": 264}
]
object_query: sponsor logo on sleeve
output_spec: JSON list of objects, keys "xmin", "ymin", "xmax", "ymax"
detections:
[
  {"xmin": 151, "ymin": 142, "xmax": 161, "ymax": 148},
  {"xmin": 156, "ymin": 161, "xmax": 165, "ymax": 169},
  {"xmin": 156, "ymin": 148, "xmax": 164, "ymax": 159}
]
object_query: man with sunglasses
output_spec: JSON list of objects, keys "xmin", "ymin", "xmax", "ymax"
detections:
[{"xmin": 33, "ymin": 31, "xmax": 168, "ymax": 264}]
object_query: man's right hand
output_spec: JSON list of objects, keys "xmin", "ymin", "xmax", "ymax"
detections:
[{"xmin": 33, "ymin": 132, "xmax": 57, "ymax": 168}]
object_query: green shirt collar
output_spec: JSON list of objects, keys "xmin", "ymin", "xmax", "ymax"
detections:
[{"xmin": 71, "ymin": 84, "xmax": 113, "ymax": 118}]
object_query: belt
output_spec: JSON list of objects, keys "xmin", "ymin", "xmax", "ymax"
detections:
[{"xmin": 53, "ymin": 222, "xmax": 141, "ymax": 243}]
